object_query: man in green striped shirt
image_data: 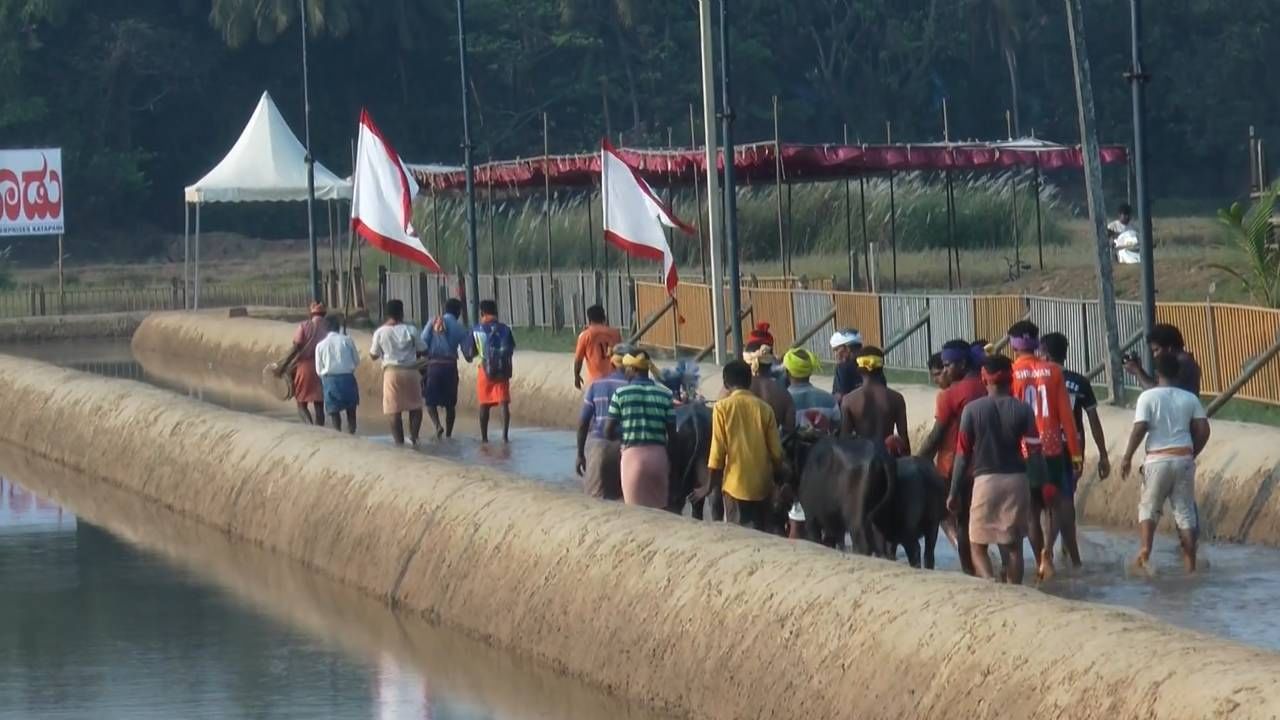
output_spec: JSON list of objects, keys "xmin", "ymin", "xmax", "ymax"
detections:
[{"xmin": 605, "ymin": 351, "xmax": 676, "ymax": 509}]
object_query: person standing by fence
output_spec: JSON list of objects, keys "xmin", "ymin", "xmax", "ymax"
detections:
[
  {"xmin": 1124, "ymin": 323, "xmax": 1202, "ymax": 396},
  {"xmin": 1121, "ymin": 353, "xmax": 1211, "ymax": 573},
  {"xmin": 575, "ymin": 342, "xmax": 632, "ymax": 500},
  {"xmin": 421, "ymin": 298, "xmax": 474, "ymax": 439},
  {"xmin": 829, "ymin": 329, "xmax": 865, "ymax": 402},
  {"xmin": 370, "ymin": 299, "xmax": 427, "ymax": 446},
  {"xmin": 314, "ymin": 315, "xmax": 360, "ymax": 434},
  {"xmin": 473, "ymin": 299, "xmax": 516, "ymax": 443},
  {"xmin": 605, "ymin": 351, "xmax": 676, "ymax": 508},
  {"xmin": 574, "ymin": 304, "xmax": 622, "ymax": 390},
  {"xmin": 275, "ymin": 301, "xmax": 328, "ymax": 427}
]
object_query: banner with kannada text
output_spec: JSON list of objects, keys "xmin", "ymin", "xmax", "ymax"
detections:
[{"xmin": 0, "ymin": 148, "xmax": 64, "ymax": 236}]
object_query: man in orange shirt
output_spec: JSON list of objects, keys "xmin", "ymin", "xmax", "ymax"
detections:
[
  {"xmin": 1008, "ymin": 320, "xmax": 1082, "ymax": 581},
  {"xmin": 574, "ymin": 305, "xmax": 623, "ymax": 389}
]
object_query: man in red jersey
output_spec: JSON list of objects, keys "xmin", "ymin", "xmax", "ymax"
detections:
[
  {"xmin": 916, "ymin": 339, "xmax": 988, "ymax": 576},
  {"xmin": 1008, "ymin": 320, "xmax": 1082, "ymax": 581}
]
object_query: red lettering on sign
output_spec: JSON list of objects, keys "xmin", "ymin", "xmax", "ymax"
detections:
[
  {"xmin": 0, "ymin": 169, "xmax": 18, "ymax": 222},
  {"xmin": 21, "ymin": 155, "xmax": 62, "ymax": 221}
]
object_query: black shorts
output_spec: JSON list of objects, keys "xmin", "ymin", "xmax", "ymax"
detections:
[{"xmin": 422, "ymin": 362, "xmax": 460, "ymax": 408}]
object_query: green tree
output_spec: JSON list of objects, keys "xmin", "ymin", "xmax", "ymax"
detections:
[{"xmin": 1216, "ymin": 183, "xmax": 1280, "ymax": 308}]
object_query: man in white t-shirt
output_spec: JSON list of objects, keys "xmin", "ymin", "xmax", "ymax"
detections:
[
  {"xmin": 1120, "ymin": 352, "xmax": 1211, "ymax": 572},
  {"xmin": 1107, "ymin": 203, "xmax": 1141, "ymax": 264}
]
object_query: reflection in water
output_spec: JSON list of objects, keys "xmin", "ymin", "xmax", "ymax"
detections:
[{"xmin": 0, "ymin": 452, "xmax": 668, "ymax": 720}]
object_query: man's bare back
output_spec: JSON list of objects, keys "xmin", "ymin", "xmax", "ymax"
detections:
[{"xmin": 841, "ymin": 382, "xmax": 910, "ymax": 451}]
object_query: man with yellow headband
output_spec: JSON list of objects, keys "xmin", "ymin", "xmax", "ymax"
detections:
[
  {"xmin": 782, "ymin": 348, "xmax": 838, "ymax": 431},
  {"xmin": 840, "ymin": 347, "xmax": 910, "ymax": 456},
  {"xmin": 605, "ymin": 350, "xmax": 676, "ymax": 508},
  {"xmin": 575, "ymin": 342, "xmax": 633, "ymax": 500}
]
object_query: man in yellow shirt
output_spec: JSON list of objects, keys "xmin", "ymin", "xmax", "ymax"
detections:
[{"xmin": 693, "ymin": 360, "xmax": 785, "ymax": 531}]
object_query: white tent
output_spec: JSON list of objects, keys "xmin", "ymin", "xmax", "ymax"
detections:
[{"xmin": 182, "ymin": 91, "xmax": 352, "ymax": 308}]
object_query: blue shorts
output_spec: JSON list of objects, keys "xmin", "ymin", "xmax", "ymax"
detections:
[
  {"xmin": 422, "ymin": 362, "xmax": 460, "ymax": 408},
  {"xmin": 321, "ymin": 373, "xmax": 359, "ymax": 412}
]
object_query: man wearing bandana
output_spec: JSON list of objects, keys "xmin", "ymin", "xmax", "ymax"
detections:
[
  {"xmin": 1008, "ymin": 320, "xmax": 1083, "ymax": 581},
  {"xmin": 839, "ymin": 347, "xmax": 910, "ymax": 456}
]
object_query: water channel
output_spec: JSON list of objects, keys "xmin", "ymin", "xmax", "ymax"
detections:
[{"xmin": 3, "ymin": 338, "xmax": 1280, "ymax": 718}]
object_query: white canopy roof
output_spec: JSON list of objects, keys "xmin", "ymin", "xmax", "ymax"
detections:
[{"xmin": 184, "ymin": 91, "xmax": 352, "ymax": 203}]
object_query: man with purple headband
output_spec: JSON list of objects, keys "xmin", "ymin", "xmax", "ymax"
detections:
[
  {"xmin": 1009, "ymin": 320, "xmax": 1082, "ymax": 582},
  {"xmin": 917, "ymin": 338, "xmax": 987, "ymax": 576}
]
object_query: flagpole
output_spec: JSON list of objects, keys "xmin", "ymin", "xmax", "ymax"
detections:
[
  {"xmin": 697, "ymin": 0, "xmax": 726, "ymax": 364},
  {"xmin": 299, "ymin": 0, "xmax": 320, "ymax": 304},
  {"xmin": 456, "ymin": 0, "xmax": 481, "ymax": 323}
]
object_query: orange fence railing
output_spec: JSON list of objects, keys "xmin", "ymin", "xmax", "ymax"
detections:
[{"xmin": 632, "ymin": 281, "xmax": 1280, "ymax": 407}]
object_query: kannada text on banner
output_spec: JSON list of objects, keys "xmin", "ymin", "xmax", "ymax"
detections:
[{"xmin": 0, "ymin": 148, "xmax": 64, "ymax": 236}]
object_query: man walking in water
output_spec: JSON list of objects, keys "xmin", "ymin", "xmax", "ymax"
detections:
[
  {"xmin": 576, "ymin": 342, "xmax": 632, "ymax": 500},
  {"xmin": 573, "ymin": 304, "xmax": 622, "ymax": 390},
  {"xmin": 276, "ymin": 301, "xmax": 329, "ymax": 426},
  {"xmin": 314, "ymin": 315, "xmax": 360, "ymax": 434},
  {"xmin": 694, "ymin": 360, "xmax": 786, "ymax": 531},
  {"xmin": 473, "ymin": 299, "xmax": 516, "ymax": 443},
  {"xmin": 605, "ymin": 351, "xmax": 676, "ymax": 508},
  {"xmin": 421, "ymin": 298, "xmax": 474, "ymax": 439},
  {"xmin": 948, "ymin": 355, "xmax": 1044, "ymax": 584},
  {"xmin": 1121, "ymin": 353, "xmax": 1210, "ymax": 573},
  {"xmin": 370, "ymin": 299, "xmax": 427, "ymax": 446},
  {"xmin": 840, "ymin": 347, "xmax": 910, "ymax": 455},
  {"xmin": 1040, "ymin": 332, "xmax": 1111, "ymax": 568},
  {"xmin": 917, "ymin": 339, "xmax": 988, "ymax": 576},
  {"xmin": 1009, "ymin": 320, "xmax": 1082, "ymax": 581}
]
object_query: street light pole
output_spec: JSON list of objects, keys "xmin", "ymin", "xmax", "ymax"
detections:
[
  {"xmin": 299, "ymin": 0, "xmax": 320, "ymax": 304},
  {"xmin": 697, "ymin": 0, "xmax": 726, "ymax": 364},
  {"xmin": 1128, "ymin": 0, "xmax": 1156, "ymax": 371},
  {"xmin": 719, "ymin": 0, "xmax": 743, "ymax": 358},
  {"xmin": 456, "ymin": 0, "xmax": 481, "ymax": 324}
]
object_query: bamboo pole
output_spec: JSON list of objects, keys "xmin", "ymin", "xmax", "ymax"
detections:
[
  {"xmin": 542, "ymin": 112, "xmax": 554, "ymax": 325},
  {"xmin": 1206, "ymin": 333, "xmax": 1280, "ymax": 417},
  {"xmin": 690, "ymin": 104, "xmax": 707, "ymax": 283},
  {"xmin": 1066, "ymin": 0, "xmax": 1125, "ymax": 405},
  {"xmin": 773, "ymin": 95, "xmax": 786, "ymax": 275},
  {"xmin": 887, "ymin": 122, "xmax": 899, "ymax": 293},
  {"xmin": 843, "ymin": 124, "xmax": 856, "ymax": 289}
]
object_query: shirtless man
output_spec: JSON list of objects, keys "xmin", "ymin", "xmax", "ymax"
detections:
[{"xmin": 840, "ymin": 347, "xmax": 910, "ymax": 455}]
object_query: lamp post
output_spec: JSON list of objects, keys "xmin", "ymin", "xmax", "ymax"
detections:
[
  {"xmin": 1128, "ymin": 0, "xmax": 1156, "ymax": 371},
  {"xmin": 696, "ymin": 0, "xmax": 726, "ymax": 364},
  {"xmin": 456, "ymin": 0, "xmax": 481, "ymax": 324},
  {"xmin": 719, "ymin": 0, "xmax": 743, "ymax": 358},
  {"xmin": 299, "ymin": 0, "xmax": 320, "ymax": 304}
]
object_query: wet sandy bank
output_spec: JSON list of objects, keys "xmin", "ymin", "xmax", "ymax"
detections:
[
  {"xmin": 131, "ymin": 311, "xmax": 1280, "ymax": 546},
  {"xmin": 3, "ymin": 353, "xmax": 1280, "ymax": 719}
]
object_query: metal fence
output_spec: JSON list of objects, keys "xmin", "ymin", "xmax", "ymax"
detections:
[
  {"xmin": 632, "ymin": 281, "xmax": 1280, "ymax": 407},
  {"xmin": 0, "ymin": 282, "xmax": 314, "ymax": 319}
]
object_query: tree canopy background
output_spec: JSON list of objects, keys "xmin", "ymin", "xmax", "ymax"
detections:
[{"xmin": 3, "ymin": 0, "xmax": 1275, "ymax": 261}]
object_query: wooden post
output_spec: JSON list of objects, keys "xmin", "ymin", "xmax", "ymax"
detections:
[
  {"xmin": 792, "ymin": 306, "xmax": 838, "ymax": 349},
  {"xmin": 487, "ymin": 159, "xmax": 497, "ymax": 299},
  {"xmin": 1066, "ymin": 0, "xmax": 1125, "ymax": 405},
  {"xmin": 887, "ymin": 121, "xmax": 899, "ymax": 293},
  {"xmin": 627, "ymin": 296, "xmax": 676, "ymax": 346},
  {"xmin": 1206, "ymin": 333, "xmax": 1280, "ymax": 417},
  {"xmin": 882, "ymin": 310, "xmax": 931, "ymax": 356},
  {"xmin": 1206, "ymin": 295, "xmax": 1225, "ymax": 393},
  {"xmin": 543, "ymin": 112, "xmax": 554, "ymax": 327},
  {"xmin": 57, "ymin": 234, "xmax": 64, "ymax": 315},
  {"xmin": 1034, "ymin": 156, "xmax": 1045, "ymax": 270},
  {"xmin": 696, "ymin": 303, "xmax": 754, "ymax": 362},
  {"xmin": 860, "ymin": 175, "xmax": 873, "ymax": 293},
  {"xmin": 773, "ymin": 95, "xmax": 786, "ymax": 275},
  {"xmin": 843, "ymin": 124, "xmax": 858, "ymax": 290},
  {"xmin": 690, "ymin": 104, "xmax": 707, "ymax": 283}
]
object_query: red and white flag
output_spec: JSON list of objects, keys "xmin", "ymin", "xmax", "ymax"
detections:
[
  {"xmin": 602, "ymin": 139, "xmax": 693, "ymax": 293},
  {"xmin": 351, "ymin": 109, "xmax": 441, "ymax": 272}
]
